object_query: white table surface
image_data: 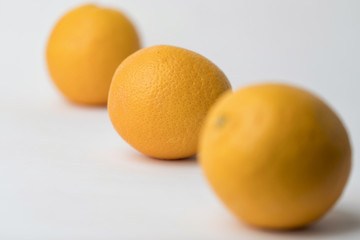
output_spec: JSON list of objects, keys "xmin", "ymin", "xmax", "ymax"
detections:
[{"xmin": 1, "ymin": 0, "xmax": 359, "ymax": 239}]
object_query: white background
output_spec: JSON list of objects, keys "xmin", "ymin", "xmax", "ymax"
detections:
[{"xmin": 1, "ymin": 0, "xmax": 359, "ymax": 239}]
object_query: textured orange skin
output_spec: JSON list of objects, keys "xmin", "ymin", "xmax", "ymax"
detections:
[
  {"xmin": 200, "ymin": 84, "xmax": 351, "ymax": 229},
  {"xmin": 46, "ymin": 4, "xmax": 140, "ymax": 105},
  {"xmin": 108, "ymin": 45, "xmax": 231, "ymax": 160}
]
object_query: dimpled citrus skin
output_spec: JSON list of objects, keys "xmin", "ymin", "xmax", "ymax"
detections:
[
  {"xmin": 200, "ymin": 83, "xmax": 351, "ymax": 229},
  {"xmin": 46, "ymin": 4, "xmax": 140, "ymax": 105},
  {"xmin": 108, "ymin": 45, "xmax": 231, "ymax": 160}
]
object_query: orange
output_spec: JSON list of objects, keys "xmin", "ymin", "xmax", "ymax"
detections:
[
  {"xmin": 199, "ymin": 83, "xmax": 351, "ymax": 229},
  {"xmin": 108, "ymin": 45, "xmax": 231, "ymax": 159},
  {"xmin": 46, "ymin": 4, "xmax": 140, "ymax": 105}
]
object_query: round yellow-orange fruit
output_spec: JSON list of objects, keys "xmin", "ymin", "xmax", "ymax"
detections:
[
  {"xmin": 46, "ymin": 4, "xmax": 140, "ymax": 105},
  {"xmin": 200, "ymin": 83, "xmax": 351, "ymax": 229},
  {"xmin": 108, "ymin": 45, "xmax": 231, "ymax": 159}
]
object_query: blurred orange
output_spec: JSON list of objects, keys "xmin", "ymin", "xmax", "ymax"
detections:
[
  {"xmin": 200, "ymin": 83, "xmax": 351, "ymax": 229},
  {"xmin": 47, "ymin": 4, "xmax": 140, "ymax": 105}
]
